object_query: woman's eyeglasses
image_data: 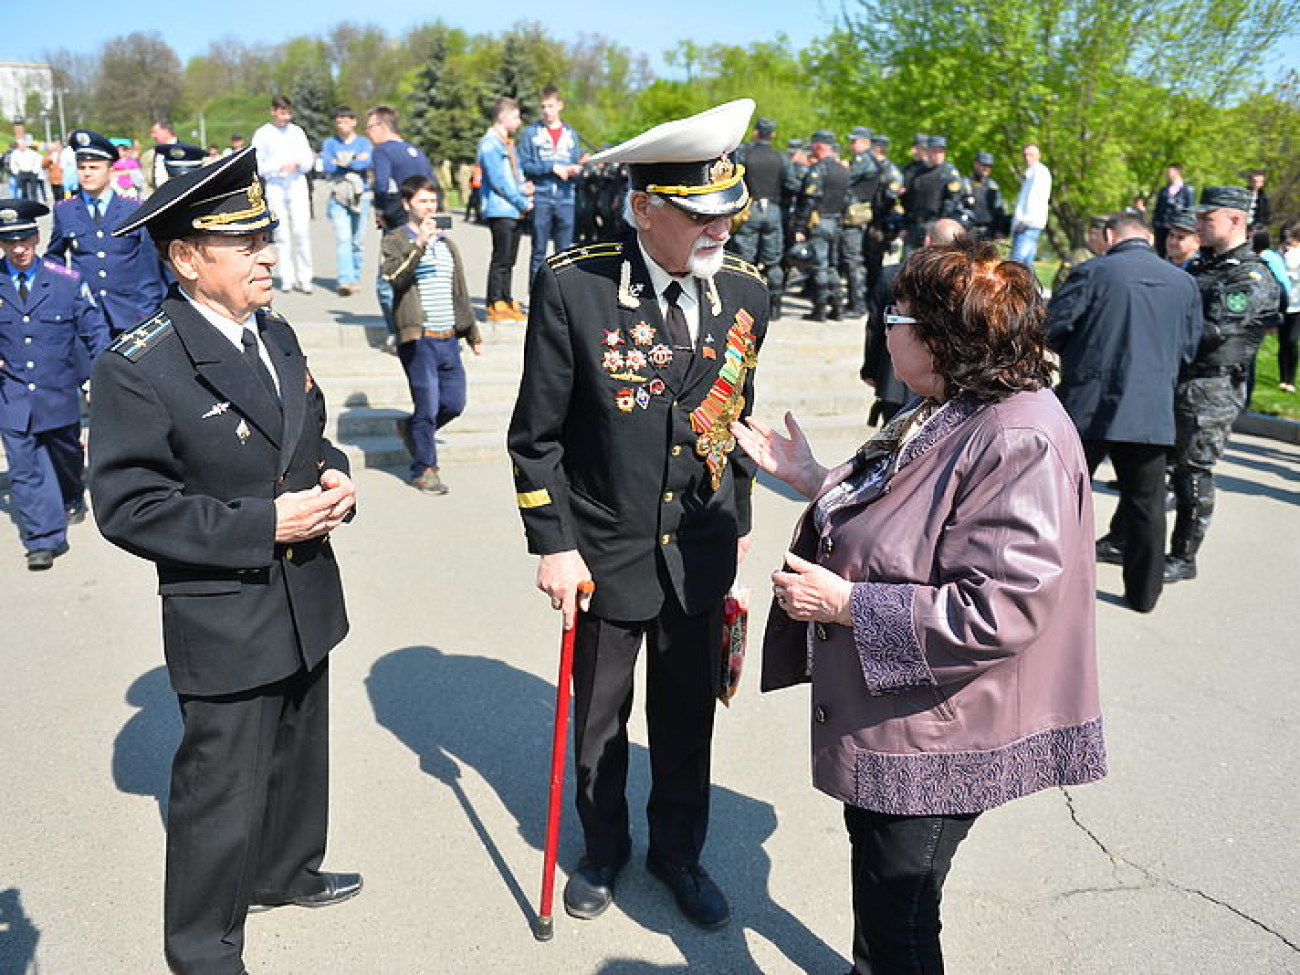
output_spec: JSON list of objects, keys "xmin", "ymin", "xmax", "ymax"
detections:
[{"xmin": 883, "ymin": 306, "xmax": 918, "ymax": 331}]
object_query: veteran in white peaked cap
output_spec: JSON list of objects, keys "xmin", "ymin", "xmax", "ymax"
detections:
[{"xmin": 508, "ymin": 97, "xmax": 769, "ymax": 934}]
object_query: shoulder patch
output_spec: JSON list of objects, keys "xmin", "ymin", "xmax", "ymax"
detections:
[
  {"xmin": 721, "ymin": 254, "xmax": 767, "ymax": 286},
  {"xmin": 548, "ymin": 240, "xmax": 624, "ymax": 272},
  {"xmin": 109, "ymin": 312, "xmax": 174, "ymax": 361},
  {"xmin": 56, "ymin": 196, "xmax": 78, "ymax": 207},
  {"xmin": 42, "ymin": 260, "xmax": 80, "ymax": 280}
]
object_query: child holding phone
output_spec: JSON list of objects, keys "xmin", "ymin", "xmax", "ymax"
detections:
[{"xmin": 380, "ymin": 174, "xmax": 483, "ymax": 494}]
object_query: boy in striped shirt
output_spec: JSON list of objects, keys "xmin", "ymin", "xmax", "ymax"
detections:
[{"xmin": 380, "ymin": 175, "xmax": 482, "ymax": 493}]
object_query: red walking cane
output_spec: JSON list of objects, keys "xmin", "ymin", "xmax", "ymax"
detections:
[{"xmin": 534, "ymin": 579, "xmax": 595, "ymax": 941}]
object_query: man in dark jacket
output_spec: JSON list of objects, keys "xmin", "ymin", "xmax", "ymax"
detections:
[
  {"xmin": 508, "ymin": 99, "xmax": 766, "ymax": 932},
  {"xmin": 1047, "ymin": 210, "xmax": 1201, "ymax": 611},
  {"xmin": 88, "ymin": 148, "xmax": 361, "ymax": 975}
]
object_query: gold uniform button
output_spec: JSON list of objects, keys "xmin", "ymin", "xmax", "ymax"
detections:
[
  {"xmin": 660, "ymin": 534, "xmax": 671, "ymax": 546},
  {"xmin": 671, "ymin": 445, "xmax": 683, "ymax": 457},
  {"xmin": 662, "ymin": 491, "xmax": 674, "ymax": 503},
  {"xmin": 284, "ymin": 547, "xmax": 294, "ymax": 560}
]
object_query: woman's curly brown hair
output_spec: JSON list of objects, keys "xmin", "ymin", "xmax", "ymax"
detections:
[{"xmin": 893, "ymin": 235, "xmax": 1055, "ymax": 401}]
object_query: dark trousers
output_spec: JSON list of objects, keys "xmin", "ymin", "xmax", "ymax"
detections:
[
  {"xmin": 571, "ymin": 590, "xmax": 722, "ymax": 868},
  {"xmin": 164, "ymin": 661, "xmax": 330, "ymax": 975},
  {"xmin": 0, "ymin": 421, "xmax": 82, "ymax": 552},
  {"xmin": 1280, "ymin": 311, "xmax": 1299, "ymax": 387},
  {"xmin": 844, "ymin": 805, "xmax": 979, "ymax": 975},
  {"xmin": 486, "ymin": 216, "xmax": 523, "ymax": 305},
  {"xmin": 528, "ymin": 195, "xmax": 576, "ymax": 282},
  {"xmin": 1085, "ymin": 440, "xmax": 1169, "ymax": 612},
  {"xmin": 397, "ymin": 335, "xmax": 467, "ymax": 474}
]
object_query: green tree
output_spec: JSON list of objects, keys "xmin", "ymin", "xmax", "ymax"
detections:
[
  {"xmin": 829, "ymin": 0, "xmax": 1300, "ymax": 253},
  {"xmin": 93, "ymin": 32, "xmax": 184, "ymax": 135},
  {"xmin": 405, "ymin": 27, "xmax": 488, "ymax": 163},
  {"xmin": 288, "ymin": 68, "xmax": 337, "ymax": 148}
]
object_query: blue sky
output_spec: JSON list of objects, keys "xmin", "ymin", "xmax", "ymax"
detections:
[{"xmin": 3, "ymin": 0, "xmax": 834, "ymax": 74}]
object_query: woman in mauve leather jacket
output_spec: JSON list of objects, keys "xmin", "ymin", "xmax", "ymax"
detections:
[{"xmin": 733, "ymin": 236, "xmax": 1107, "ymax": 975}]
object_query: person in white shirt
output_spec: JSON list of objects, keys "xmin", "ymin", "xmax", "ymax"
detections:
[
  {"xmin": 1011, "ymin": 143, "xmax": 1052, "ymax": 268},
  {"xmin": 252, "ymin": 95, "xmax": 316, "ymax": 292}
]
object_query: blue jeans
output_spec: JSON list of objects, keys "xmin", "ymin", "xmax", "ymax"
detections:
[
  {"xmin": 529, "ymin": 193, "xmax": 576, "ymax": 282},
  {"xmin": 397, "ymin": 335, "xmax": 466, "ymax": 474},
  {"xmin": 1010, "ymin": 225, "xmax": 1043, "ymax": 267},
  {"xmin": 327, "ymin": 197, "xmax": 369, "ymax": 286},
  {"xmin": 376, "ymin": 276, "xmax": 395, "ymax": 334}
]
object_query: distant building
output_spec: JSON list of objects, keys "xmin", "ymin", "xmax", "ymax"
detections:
[{"xmin": 1, "ymin": 61, "xmax": 55, "ymax": 128}]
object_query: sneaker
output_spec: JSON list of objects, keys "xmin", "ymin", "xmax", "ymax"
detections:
[
  {"xmin": 411, "ymin": 468, "xmax": 449, "ymax": 495},
  {"xmin": 337, "ymin": 283, "xmax": 354, "ymax": 296},
  {"xmin": 486, "ymin": 301, "xmax": 512, "ymax": 322},
  {"xmin": 295, "ymin": 283, "xmax": 314, "ymax": 294},
  {"xmin": 509, "ymin": 299, "xmax": 528, "ymax": 322},
  {"xmin": 1163, "ymin": 556, "xmax": 1197, "ymax": 583}
]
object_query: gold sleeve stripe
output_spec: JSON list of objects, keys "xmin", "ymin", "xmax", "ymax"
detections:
[{"xmin": 517, "ymin": 489, "xmax": 553, "ymax": 509}]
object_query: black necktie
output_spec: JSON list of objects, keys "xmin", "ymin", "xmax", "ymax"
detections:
[
  {"xmin": 241, "ymin": 326, "xmax": 280, "ymax": 404},
  {"xmin": 91, "ymin": 199, "xmax": 102, "ymax": 226},
  {"xmin": 18, "ymin": 276, "xmax": 29, "ymax": 303},
  {"xmin": 663, "ymin": 281, "xmax": 692, "ymax": 352}
]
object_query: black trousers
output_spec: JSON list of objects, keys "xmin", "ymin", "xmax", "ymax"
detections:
[
  {"xmin": 1085, "ymin": 440, "xmax": 1169, "ymax": 612},
  {"xmin": 844, "ymin": 805, "xmax": 979, "ymax": 975},
  {"xmin": 164, "ymin": 660, "xmax": 330, "ymax": 975},
  {"xmin": 571, "ymin": 590, "xmax": 722, "ymax": 868},
  {"xmin": 486, "ymin": 216, "xmax": 523, "ymax": 305}
]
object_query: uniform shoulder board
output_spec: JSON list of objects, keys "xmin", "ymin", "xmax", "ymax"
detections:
[
  {"xmin": 109, "ymin": 312, "xmax": 174, "ymax": 361},
  {"xmin": 259, "ymin": 308, "xmax": 288, "ymax": 325},
  {"xmin": 721, "ymin": 254, "xmax": 767, "ymax": 285},
  {"xmin": 42, "ymin": 260, "xmax": 80, "ymax": 280},
  {"xmin": 547, "ymin": 240, "xmax": 623, "ymax": 272},
  {"xmin": 56, "ymin": 196, "xmax": 78, "ymax": 207}
]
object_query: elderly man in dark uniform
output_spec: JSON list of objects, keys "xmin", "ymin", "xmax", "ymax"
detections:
[
  {"xmin": 1165, "ymin": 186, "xmax": 1281, "ymax": 582},
  {"xmin": 46, "ymin": 129, "xmax": 168, "ymax": 336},
  {"xmin": 1047, "ymin": 210, "xmax": 1201, "ymax": 612},
  {"xmin": 508, "ymin": 99, "xmax": 767, "ymax": 932},
  {"xmin": 0, "ymin": 199, "xmax": 109, "ymax": 569},
  {"xmin": 87, "ymin": 148, "xmax": 361, "ymax": 975}
]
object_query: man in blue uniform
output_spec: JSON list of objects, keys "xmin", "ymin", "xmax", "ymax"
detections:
[
  {"xmin": 46, "ymin": 130, "xmax": 167, "ymax": 337},
  {"xmin": 0, "ymin": 199, "xmax": 110, "ymax": 569}
]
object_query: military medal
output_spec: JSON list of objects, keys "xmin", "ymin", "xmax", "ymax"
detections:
[
  {"xmin": 624, "ymin": 349, "xmax": 648, "ymax": 372},
  {"xmin": 690, "ymin": 309, "xmax": 759, "ymax": 489},
  {"xmin": 235, "ymin": 418, "xmax": 251, "ymax": 443},
  {"xmin": 631, "ymin": 321, "xmax": 656, "ymax": 345},
  {"xmin": 636, "ymin": 387, "xmax": 651, "ymax": 410},
  {"xmin": 201, "ymin": 401, "xmax": 231, "ymax": 418},
  {"xmin": 305, "ymin": 369, "xmax": 315, "ymax": 393},
  {"xmin": 602, "ymin": 329, "xmax": 624, "ymax": 347},
  {"xmin": 614, "ymin": 388, "xmax": 635, "ymax": 412},
  {"xmin": 648, "ymin": 344, "xmax": 673, "ymax": 368},
  {"xmin": 602, "ymin": 349, "xmax": 624, "ymax": 372},
  {"xmin": 648, "ymin": 378, "xmax": 666, "ymax": 397}
]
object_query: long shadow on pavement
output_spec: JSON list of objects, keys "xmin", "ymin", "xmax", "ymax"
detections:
[
  {"xmin": 0, "ymin": 887, "xmax": 40, "ymax": 975},
  {"xmin": 367, "ymin": 645, "xmax": 843, "ymax": 974},
  {"xmin": 111, "ymin": 666, "xmax": 181, "ymax": 826}
]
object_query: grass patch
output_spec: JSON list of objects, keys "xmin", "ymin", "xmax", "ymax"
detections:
[{"xmin": 1249, "ymin": 333, "xmax": 1300, "ymax": 421}]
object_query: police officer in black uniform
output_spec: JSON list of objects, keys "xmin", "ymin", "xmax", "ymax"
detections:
[
  {"xmin": 46, "ymin": 130, "xmax": 167, "ymax": 337},
  {"xmin": 0, "ymin": 199, "xmax": 109, "ymax": 569},
  {"xmin": 730, "ymin": 116, "xmax": 786, "ymax": 318},
  {"xmin": 87, "ymin": 148, "xmax": 362, "ymax": 975},
  {"xmin": 902, "ymin": 136, "xmax": 970, "ymax": 253},
  {"xmin": 865, "ymin": 134, "xmax": 904, "ymax": 294},
  {"xmin": 968, "ymin": 151, "xmax": 1008, "ymax": 240},
  {"xmin": 1166, "ymin": 186, "xmax": 1281, "ymax": 582},
  {"xmin": 795, "ymin": 130, "xmax": 849, "ymax": 321},
  {"xmin": 839, "ymin": 125, "xmax": 880, "ymax": 318}
]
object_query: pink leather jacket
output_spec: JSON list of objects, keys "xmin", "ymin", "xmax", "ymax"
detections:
[{"xmin": 761, "ymin": 389, "xmax": 1107, "ymax": 814}]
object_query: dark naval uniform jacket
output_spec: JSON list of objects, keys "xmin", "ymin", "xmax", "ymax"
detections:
[
  {"xmin": 47, "ymin": 192, "xmax": 168, "ymax": 334},
  {"xmin": 0, "ymin": 259, "xmax": 109, "ymax": 433},
  {"xmin": 88, "ymin": 290, "xmax": 349, "ymax": 697},
  {"xmin": 508, "ymin": 234, "xmax": 769, "ymax": 621}
]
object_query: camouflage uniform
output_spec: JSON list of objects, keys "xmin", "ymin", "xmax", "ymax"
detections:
[
  {"xmin": 1168, "ymin": 239, "xmax": 1280, "ymax": 577},
  {"xmin": 840, "ymin": 130, "xmax": 881, "ymax": 317},
  {"xmin": 795, "ymin": 138, "xmax": 849, "ymax": 320}
]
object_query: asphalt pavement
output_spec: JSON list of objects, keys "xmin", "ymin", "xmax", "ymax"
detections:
[{"xmin": 0, "ymin": 203, "xmax": 1296, "ymax": 974}]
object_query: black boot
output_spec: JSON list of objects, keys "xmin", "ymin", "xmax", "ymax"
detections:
[
  {"xmin": 769, "ymin": 294, "xmax": 783, "ymax": 320},
  {"xmin": 802, "ymin": 303, "xmax": 827, "ymax": 322},
  {"xmin": 827, "ymin": 296, "xmax": 843, "ymax": 321}
]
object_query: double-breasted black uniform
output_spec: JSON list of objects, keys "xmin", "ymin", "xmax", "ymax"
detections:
[
  {"xmin": 88, "ymin": 291, "xmax": 350, "ymax": 973},
  {"xmin": 508, "ymin": 235, "xmax": 767, "ymax": 867}
]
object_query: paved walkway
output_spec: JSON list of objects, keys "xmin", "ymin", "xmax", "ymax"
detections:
[{"xmin": 1, "ymin": 204, "xmax": 1297, "ymax": 974}]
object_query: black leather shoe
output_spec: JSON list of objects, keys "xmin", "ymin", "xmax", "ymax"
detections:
[
  {"xmin": 25, "ymin": 543, "xmax": 68, "ymax": 571},
  {"xmin": 563, "ymin": 858, "xmax": 625, "ymax": 920},
  {"xmin": 1095, "ymin": 536, "xmax": 1125, "ymax": 565},
  {"xmin": 646, "ymin": 855, "xmax": 730, "ymax": 930},
  {"xmin": 248, "ymin": 871, "xmax": 362, "ymax": 913},
  {"xmin": 1163, "ymin": 557, "xmax": 1197, "ymax": 583},
  {"xmin": 65, "ymin": 503, "xmax": 87, "ymax": 525}
]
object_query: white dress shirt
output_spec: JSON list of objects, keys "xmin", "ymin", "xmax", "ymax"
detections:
[
  {"xmin": 181, "ymin": 291, "xmax": 281, "ymax": 395},
  {"xmin": 638, "ymin": 239, "xmax": 701, "ymax": 346}
]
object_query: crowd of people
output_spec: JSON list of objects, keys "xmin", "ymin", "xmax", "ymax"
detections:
[{"xmin": 0, "ymin": 86, "xmax": 1294, "ymax": 975}]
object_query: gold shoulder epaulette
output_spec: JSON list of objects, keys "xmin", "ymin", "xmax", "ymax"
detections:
[
  {"xmin": 548, "ymin": 240, "xmax": 624, "ymax": 272},
  {"xmin": 722, "ymin": 254, "xmax": 766, "ymax": 285},
  {"xmin": 109, "ymin": 311, "xmax": 173, "ymax": 361}
]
